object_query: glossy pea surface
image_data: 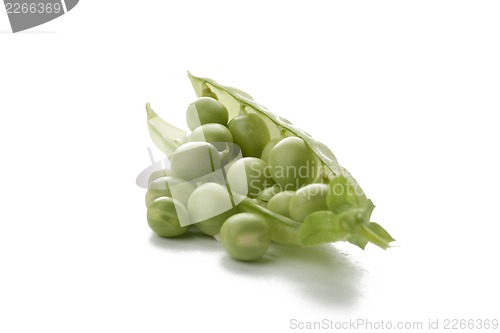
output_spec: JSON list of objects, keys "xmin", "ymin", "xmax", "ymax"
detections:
[
  {"xmin": 289, "ymin": 184, "xmax": 329, "ymax": 222},
  {"xmin": 188, "ymin": 123, "xmax": 234, "ymax": 144},
  {"xmin": 267, "ymin": 190, "xmax": 295, "ymax": 218},
  {"xmin": 186, "ymin": 97, "xmax": 229, "ymax": 131},
  {"xmin": 268, "ymin": 137, "xmax": 317, "ymax": 190},
  {"xmin": 187, "ymin": 182, "xmax": 237, "ymax": 236},
  {"xmin": 260, "ymin": 138, "xmax": 281, "ymax": 164},
  {"xmin": 170, "ymin": 142, "xmax": 221, "ymax": 181},
  {"xmin": 147, "ymin": 197, "xmax": 190, "ymax": 237},
  {"xmin": 220, "ymin": 213, "xmax": 271, "ymax": 261},
  {"xmin": 257, "ymin": 184, "xmax": 282, "ymax": 207},
  {"xmin": 228, "ymin": 113, "xmax": 270, "ymax": 158},
  {"xmin": 226, "ymin": 157, "xmax": 274, "ymax": 198}
]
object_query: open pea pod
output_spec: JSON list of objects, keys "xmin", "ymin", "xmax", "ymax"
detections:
[{"xmin": 144, "ymin": 73, "xmax": 394, "ymax": 249}]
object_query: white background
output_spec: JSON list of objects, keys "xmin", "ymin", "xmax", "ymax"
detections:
[{"xmin": 1, "ymin": 1, "xmax": 500, "ymax": 332}]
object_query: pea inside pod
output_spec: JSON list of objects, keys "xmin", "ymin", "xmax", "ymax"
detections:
[
  {"xmin": 226, "ymin": 157, "xmax": 274, "ymax": 198},
  {"xmin": 186, "ymin": 97, "xmax": 229, "ymax": 130},
  {"xmin": 257, "ymin": 184, "xmax": 283, "ymax": 207},
  {"xmin": 260, "ymin": 138, "xmax": 282, "ymax": 164},
  {"xmin": 187, "ymin": 123, "xmax": 234, "ymax": 144},
  {"xmin": 267, "ymin": 190, "xmax": 295, "ymax": 218},
  {"xmin": 268, "ymin": 136, "xmax": 318, "ymax": 191},
  {"xmin": 289, "ymin": 184, "xmax": 329, "ymax": 222},
  {"xmin": 170, "ymin": 142, "xmax": 221, "ymax": 181},
  {"xmin": 228, "ymin": 113, "xmax": 271, "ymax": 158}
]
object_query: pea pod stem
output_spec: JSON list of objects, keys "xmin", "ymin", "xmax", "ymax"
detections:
[
  {"xmin": 355, "ymin": 224, "xmax": 391, "ymax": 250},
  {"xmin": 237, "ymin": 197, "xmax": 302, "ymax": 246}
]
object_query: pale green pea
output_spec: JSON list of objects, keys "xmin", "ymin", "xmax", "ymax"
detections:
[
  {"xmin": 260, "ymin": 138, "xmax": 281, "ymax": 164},
  {"xmin": 220, "ymin": 213, "xmax": 271, "ymax": 261},
  {"xmin": 188, "ymin": 123, "xmax": 234, "ymax": 144},
  {"xmin": 145, "ymin": 176, "xmax": 196, "ymax": 207},
  {"xmin": 228, "ymin": 113, "xmax": 271, "ymax": 158},
  {"xmin": 170, "ymin": 142, "xmax": 221, "ymax": 181},
  {"xmin": 289, "ymin": 184, "xmax": 329, "ymax": 222},
  {"xmin": 267, "ymin": 190, "xmax": 295, "ymax": 218},
  {"xmin": 268, "ymin": 137, "xmax": 317, "ymax": 190},
  {"xmin": 147, "ymin": 197, "xmax": 190, "ymax": 237},
  {"xmin": 187, "ymin": 182, "xmax": 237, "ymax": 236},
  {"xmin": 186, "ymin": 97, "xmax": 229, "ymax": 131},
  {"xmin": 257, "ymin": 185, "xmax": 283, "ymax": 207},
  {"xmin": 226, "ymin": 157, "xmax": 274, "ymax": 198}
]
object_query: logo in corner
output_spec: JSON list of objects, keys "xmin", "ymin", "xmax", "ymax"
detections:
[{"xmin": 4, "ymin": 0, "xmax": 79, "ymax": 33}]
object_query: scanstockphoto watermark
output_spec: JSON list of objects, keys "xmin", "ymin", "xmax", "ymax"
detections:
[
  {"xmin": 289, "ymin": 318, "xmax": 499, "ymax": 331},
  {"xmin": 290, "ymin": 318, "xmax": 424, "ymax": 331},
  {"xmin": 3, "ymin": 0, "xmax": 79, "ymax": 33}
]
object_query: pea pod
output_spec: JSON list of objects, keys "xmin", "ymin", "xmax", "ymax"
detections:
[
  {"xmin": 146, "ymin": 103, "xmax": 187, "ymax": 156},
  {"xmin": 186, "ymin": 73, "xmax": 395, "ymax": 249},
  {"xmin": 143, "ymin": 73, "xmax": 394, "ymax": 250}
]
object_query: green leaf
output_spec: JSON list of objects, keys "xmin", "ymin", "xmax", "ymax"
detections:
[
  {"xmin": 367, "ymin": 222, "xmax": 395, "ymax": 243},
  {"xmin": 300, "ymin": 211, "xmax": 350, "ymax": 246},
  {"xmin": 146, "ymin": 103, "xmax": 187, "ymax": 156},
  {"xmin": 347, "ymin": 234, "xmax": 369, "ymax": 250},
  {"xmin": 362, "ymin": 199, "xmax": 375, "ymax": 224},
  {"xmin": 327, "ymin": 175, "xmax": 368, "ymax": 214}
]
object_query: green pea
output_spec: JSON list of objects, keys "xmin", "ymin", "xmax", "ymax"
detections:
[
  {"xmin": 228, "ymin": 113, "xmax": 271, "ymax": 158},
  {"xmin": 289, "ymin": 184, "xmax": 329, "ymax": 222},
  {"xmin": 188, "ymin": 123, "xmax": 234, "ymax": 144},
  {"xmin": 170, "ymin": 142, "xmax": 221, "ymax": 181},
  {"xmin": 267, "ymin": 190, "xmax": 295, "ymax": 218},
  {"xmin": 226, "ymin": 157, "xmax": 274, "ymax": 198},
  {"xmin": 220, "ymin": 213, "xmax": 271, "ymax": 261},
  {"xmin": 268, "ymin": 137, "xmax": 317, "ymax": 190},
  {"xmin": 147, "ymin": 197, "xmax": 190, "ymax": 237},
  {"xmin": 148, "ymin": 168, "xmax": 172, "ymax": 185},
  {"xmin": 187, "ymin": 182, "xmax": 237, "ymax": 236},
  {"xmin": 260, "ymin": 138, "xmax": 281, "ymax": 164},
  {"xmin": 257, "ymin": 185, "xmax": 283, "ymax": 207},
  {"xmin": 186, "ymin": 97, "xmax": 229, "ymax": 131},
  {"xmin": 145, "ymin": 176, "xmax": 196, "ymax": 207}
]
